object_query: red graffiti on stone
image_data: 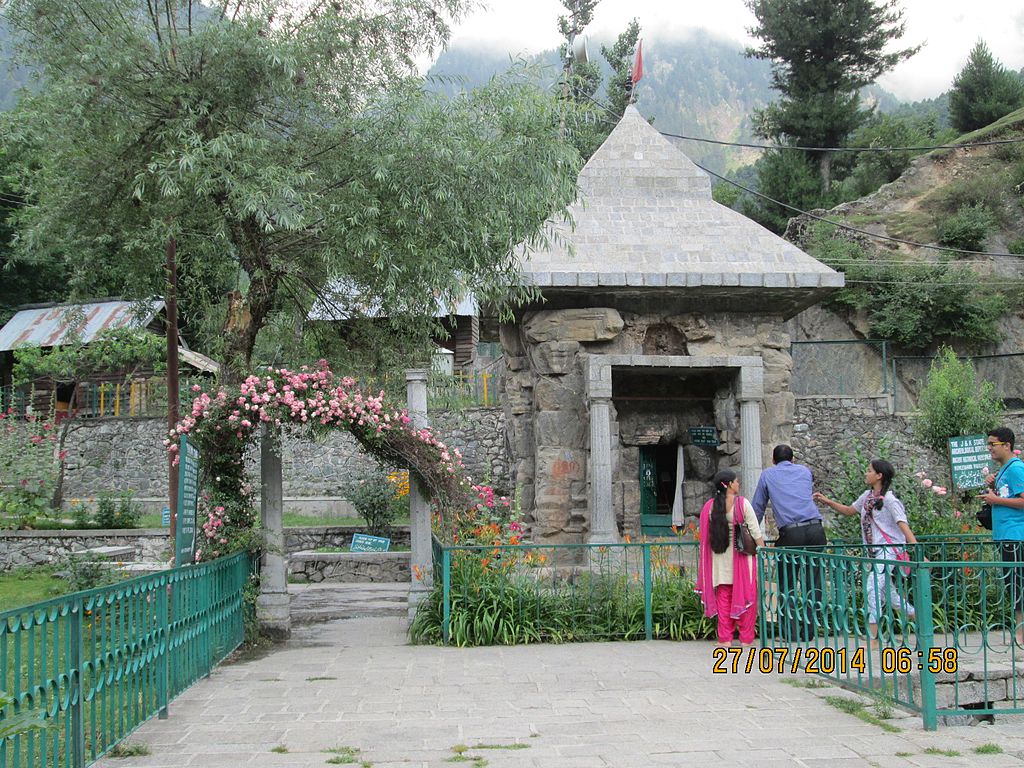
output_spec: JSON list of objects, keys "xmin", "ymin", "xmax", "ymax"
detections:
[{"xmin": 551, "ymin": 458, "xmax": 580, "ymax": 480}]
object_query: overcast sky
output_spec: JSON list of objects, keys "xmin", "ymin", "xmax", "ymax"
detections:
[{"xmin": 445, "ymin": 0, "xmax": 1024, "ymax": 101}]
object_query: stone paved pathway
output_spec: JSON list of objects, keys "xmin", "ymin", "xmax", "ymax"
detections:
[{"xmin": 95, "ymin": 615, "xmax": 1024, "ymax": 768}]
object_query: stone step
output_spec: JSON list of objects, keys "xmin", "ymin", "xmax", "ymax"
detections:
[
  {"xmin": 115, "ymin": 561, "xmax": 168, "ymax": 577},
  {"xmin": 69, "ymin": 545, "xmax": 136, "ymax": 562},
  {"xmin": 288, "ymin": 582, "xmax": 409, "ymax": 625}
]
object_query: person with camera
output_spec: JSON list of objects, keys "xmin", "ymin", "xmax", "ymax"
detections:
[
  {"xmin": 980, "ymin": 427, "xmax": 1024, "ymax": 646},
  {"xmin": 814, "ymin": 459, "xmax": 920, "ymax": 648}
]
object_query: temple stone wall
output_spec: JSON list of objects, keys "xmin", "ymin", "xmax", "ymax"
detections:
[{"xmin": 501, "ymin": 308, "xmax": 795, "ymax": 542}]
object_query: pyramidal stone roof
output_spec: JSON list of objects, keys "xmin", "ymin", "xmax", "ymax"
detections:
[{"xmin": 519, "ymin": 106, "xmax": 843, "ymax": 309}]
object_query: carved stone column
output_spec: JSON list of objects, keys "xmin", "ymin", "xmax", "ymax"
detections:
[
  {"xmin": 587, "ymin": 360, "xmax": 618, "ymax": 543},
  {"xmin": 257, "ymin": 425, "xmax": 290, "ymax": 640},
  {"xmin": 406, "ymin": 369, "xmax": 432, "ymax": 623},
  {"xmin": 738, "ymin": 364, "xmax": 765, "ymax": 497}
]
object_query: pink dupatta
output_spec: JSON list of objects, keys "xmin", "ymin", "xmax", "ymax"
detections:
[{"xmin": 695, "ymin": 495, "xmax": 759, "ymax": 619}]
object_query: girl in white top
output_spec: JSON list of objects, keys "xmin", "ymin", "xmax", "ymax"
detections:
[{"xmin": 815, "ymin": 459, "xmax": 920, "ymax": 646}]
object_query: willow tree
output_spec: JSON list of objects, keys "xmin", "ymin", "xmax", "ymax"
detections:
[{"xmin": 2, "ymin": 0, "xmax": 581, "ymax": 377}]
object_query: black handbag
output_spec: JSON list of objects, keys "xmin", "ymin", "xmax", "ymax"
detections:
[
  {"xmin": 735, "ymin": 521, "xmax": 757, "ymax": 555},
  {"xmin": 734, "ymin": 495, "xmax": 758, "ymax": 556},
  {"xmin": 977, "ymin": 502, "xmax": 993, "ymax": 530}
]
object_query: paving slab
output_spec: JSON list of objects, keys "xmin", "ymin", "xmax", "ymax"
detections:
[{"xmin": 94, "ymin": 616, "xmax": 1024, "ymax": 768}]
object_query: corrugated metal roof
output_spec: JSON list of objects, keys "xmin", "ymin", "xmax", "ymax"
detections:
[
  {"xmin": 307, "ymin": 281, "xmax": 478, "ymax": 321},
  {"xmin": 0, "ymin": 300, "xmax": 165, "ymax": 352}
]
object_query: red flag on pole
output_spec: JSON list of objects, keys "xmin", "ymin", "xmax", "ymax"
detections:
[{"xmin": 631, "ymin": 40, "xmax": 644, "ymax": 85}]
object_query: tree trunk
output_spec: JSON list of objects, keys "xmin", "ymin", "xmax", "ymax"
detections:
[
  {"xmin": 819, "ymin": 153, "xmax": 832, "ymax": 194},
  {"xmin": 221, "ymin": 227, "xmax": 278, "ymax": 382}
]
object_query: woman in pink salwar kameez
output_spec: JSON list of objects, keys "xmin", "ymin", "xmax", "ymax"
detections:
[{"xmin": 696, "ymin": 469, "xmax": 764, "ymax": 646}]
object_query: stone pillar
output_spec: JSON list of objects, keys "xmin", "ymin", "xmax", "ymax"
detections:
[
  {"xmin": 257, "ymin": 425, "xmax": 290, "ymax": 640},
  {"xmin": 587, "ymin": 360, "xmax": 618, "ymax": 543},
  {"xmin": 738, "ymin": 365, "xmax": 765, "ymax": 497},
  {"xmin": 406, "ymin": 369, "xmax": 432, "ymax": 623}
]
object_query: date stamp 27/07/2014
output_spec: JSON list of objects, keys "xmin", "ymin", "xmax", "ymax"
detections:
[{"xmin": 711, "ymin": 646, "xmax": 959, "ymax": 675}]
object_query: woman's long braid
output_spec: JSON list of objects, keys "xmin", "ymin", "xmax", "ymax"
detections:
[{"xmin": 709, "ymin": 470, "xmax": 735, "ymax": 554}]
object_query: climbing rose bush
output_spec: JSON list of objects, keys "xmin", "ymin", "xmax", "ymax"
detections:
[{"xmin": 168, "ymin": 361, "xmax": 497, "ymax": 559}]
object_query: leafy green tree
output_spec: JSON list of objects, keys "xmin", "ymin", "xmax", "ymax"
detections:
[
  {"xmin": 914, "ymin": 347, "xmax": 1004, "ymax": 455},
  {"xmin": 741, "ymin": 149, "xmax": 823, "ymax": 232},
  {"xmin": 745, "ymin": 0, "xmax": 920, "ymax": 191},
  {"xmin": 555, "ymin": 2, "xmax": 642, "ymax": 159},
  {"xmin": 2, "ymin": 0, "xmax": 582, "ymax": 379},
  {"xmin": 833, "ymin": 112, "xmax": 951, "ymax": 199},
  {"xmin": 601, "ymin": 19, "xmax": 642, "ymax": 124},
  {"xmin": 805, "ymin": 224, "xmax": 1007, "ymax": 349},
  {"xmin": 0, "ymin": 136, "xmax": 70, "ymax": 325},
  {"xmin": 949, "ymin": 41, "xmax": 1024, "ymax": 134}
]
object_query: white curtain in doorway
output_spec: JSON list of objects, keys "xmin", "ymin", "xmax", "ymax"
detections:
[{"xmin": 671, "ymin": 441, "xmax": 685, "ymax": 526}]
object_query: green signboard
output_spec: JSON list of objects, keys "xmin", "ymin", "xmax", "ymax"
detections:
[
  {"xmin": 350, "ymin": 533, "xmax": 391, "ymax": 553},
  {"xmin": 948, "ymin": 434, "xmax": 990, "ymax": 490},
  {"xmin": 176, "ymin": 435, "xmax": 201, "ymax": 565},
  {"xmin": 688, "ymin": 426, "xmax": 719, "ymax": 447}
]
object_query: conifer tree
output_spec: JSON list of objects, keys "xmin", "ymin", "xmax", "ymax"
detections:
[
  {"xmin": 949, "ymin": 41, "xmax": 1024, "ymax": 134},
  {"xmin": 745, "ymin": 0, "xmax": 920, "ymax": 191}
]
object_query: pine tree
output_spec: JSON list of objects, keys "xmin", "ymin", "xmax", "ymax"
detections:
[
  {"xmin": 745, "ymin": 0, "xmax": 920, "ymax": 191},
  {"xmin": 949, "ymin": 41, "xmax": 1024, "ymax": 134}
]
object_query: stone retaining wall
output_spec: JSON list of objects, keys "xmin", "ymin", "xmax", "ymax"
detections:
[
  {"xmin": 59, "ymin": 409, "xmax": 511, "ymax": 513},
  {"xmin": 792, "ymin": 396, "xmax": 1024, "ymax": 490},
  {"xmin": 287, "ymin": 551, "xmax": 410, "ymax": 583},
  {"xmin": 0, "ymin": 526, "xmax": 411, "ymax": 572},
  {"xmin": 0, "ymin": 529, "xmax": 169, "ymax": 570}
]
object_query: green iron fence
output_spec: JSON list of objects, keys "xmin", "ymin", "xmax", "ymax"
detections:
[
  {"xmin": 0, "ymin": 552, "xmax": 251, "ymax": 767},
  {"xmin": 427, "ymin": 538, "xmax": 708, "ymax": 646},
  {"xmin": 759, "ymin": 539, "xmax": 1024, "ymax": 730}
]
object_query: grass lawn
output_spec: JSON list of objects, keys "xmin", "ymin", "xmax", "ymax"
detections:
[{"xmin": 0, "ymin": 566, "xmax": 64, "ymax": 613}]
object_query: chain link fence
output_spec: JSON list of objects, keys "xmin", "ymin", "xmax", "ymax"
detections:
[
  {"xmin": 792, "ymin": 341, "xmax": 1024, "ymax": 412},
  {"xmin": 791, "ymin": 340, "xmax": 889, "ymax": 397}
]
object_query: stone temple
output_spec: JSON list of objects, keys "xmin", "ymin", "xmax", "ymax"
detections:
[{"xmin": 500, "ymin": 106, "xmax": 844, "ymax": 544}]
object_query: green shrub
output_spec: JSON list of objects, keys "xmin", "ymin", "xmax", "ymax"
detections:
[
  {"xmin": 915, "ymin": 348, "xmax": 1004, "ymax": 455},
  {"xmin": 94, "ymin": 495, "xmax": 118, "ymax": 529},
  {"xmin": 1008, "ymin": 237, "xmax": 1024, "ymax": 255},
  {"xmin": 342, "ymin": 467, "xmax": 400, "ymax": 538},
  {"xmin": 806, "ymin": 224, "xmax": 1006, "ymax": 348},
  {"xmin": 69, "ymin": 499, "xmax": 91, "ymax": 528},
  {"xmin": 409, "ymin": 549, "xmax": 715, "ymax": 647},
  {"xmin": 937, "ymin": 204, "xmax": 996, "ymax": 251}
]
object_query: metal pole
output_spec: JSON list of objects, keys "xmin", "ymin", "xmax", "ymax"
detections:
[
  {"xmin": 642, "ymin": 545, "xmax": 653, "ymax": 640},
  {"xmin": 166, "ymin": 235, "xmax": 180, "ymax": 543}
]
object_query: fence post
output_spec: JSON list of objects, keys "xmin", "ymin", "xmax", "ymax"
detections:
[
  {"xmin": 442, "ymin": 548, "xmax": 451, "ymax": 646},
  {"xmin": 157, "ymin": 576, "xmax": 169, "ymax": 719},
  {"xmin": 643, "ymin": 545, "xmax": 653, "ymax": 641},
  {"xmin": 69, "ymin": 600, "xmax": 86, "ymax": 768},
  {"xmin": 915, "ymin": 563, "xmax": 938, "ymax": 731}
]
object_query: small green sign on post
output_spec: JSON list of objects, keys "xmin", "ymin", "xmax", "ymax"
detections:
[
  {"xmin": 176, "ymin": 435, "xmax": 201, "ymax": 566},
  {"xmin": 948, "ymin": 434, "xmax": 990, "ymax": 490},
  {"xmin": 350, "ymin": 533, "xmax": 391, "ymax": 552},
  {"xmin": 688, "ymin": 426, "xmax": 719, "ymax": 447}
]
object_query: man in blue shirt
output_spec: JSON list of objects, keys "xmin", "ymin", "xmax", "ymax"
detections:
[
  {"xmin": 753, "ymin": 445, "xmax": 827, "ymax": 642},
  {"xmin": 980, "ymin": 427, "xmax": 1024, "ymax": 645}
]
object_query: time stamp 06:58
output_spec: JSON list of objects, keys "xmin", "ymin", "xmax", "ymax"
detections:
[{"xmin": 711, "ymin": 646, "xmax": 959, "ymax": 675}]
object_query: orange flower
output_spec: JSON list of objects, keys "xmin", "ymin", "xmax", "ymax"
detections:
[
  {"xmin": 481, "ymin": 558, "xmax": 491, "ymax": 569},
  {"xmin": 623, "ymin": 534, "xmax": 632, "ymax": 544},
  {"xmin": 671, "ymin": 524, "xmax": 679, "ymax": 535}
]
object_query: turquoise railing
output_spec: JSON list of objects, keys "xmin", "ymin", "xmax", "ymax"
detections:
[
  {"xmin": 425, "ymin": 538, "xmax": 707, "ymax": 646},
  {"xmin": 0, "ymin": 552, "xmax": 251, "ymax": 767},
  {"xmin": 758, "ymin": 540, "xmax": 1024, "ymax": 730}
]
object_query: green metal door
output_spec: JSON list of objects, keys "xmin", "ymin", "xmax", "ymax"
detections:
[{"xmin": 640, "ymin": 446, "xmax": 672, "ymax": 535}]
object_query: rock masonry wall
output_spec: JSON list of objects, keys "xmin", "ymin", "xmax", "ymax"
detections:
[{"xmin": 500, "ymin": 307, "xmax": 796, "ymax": 542}]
